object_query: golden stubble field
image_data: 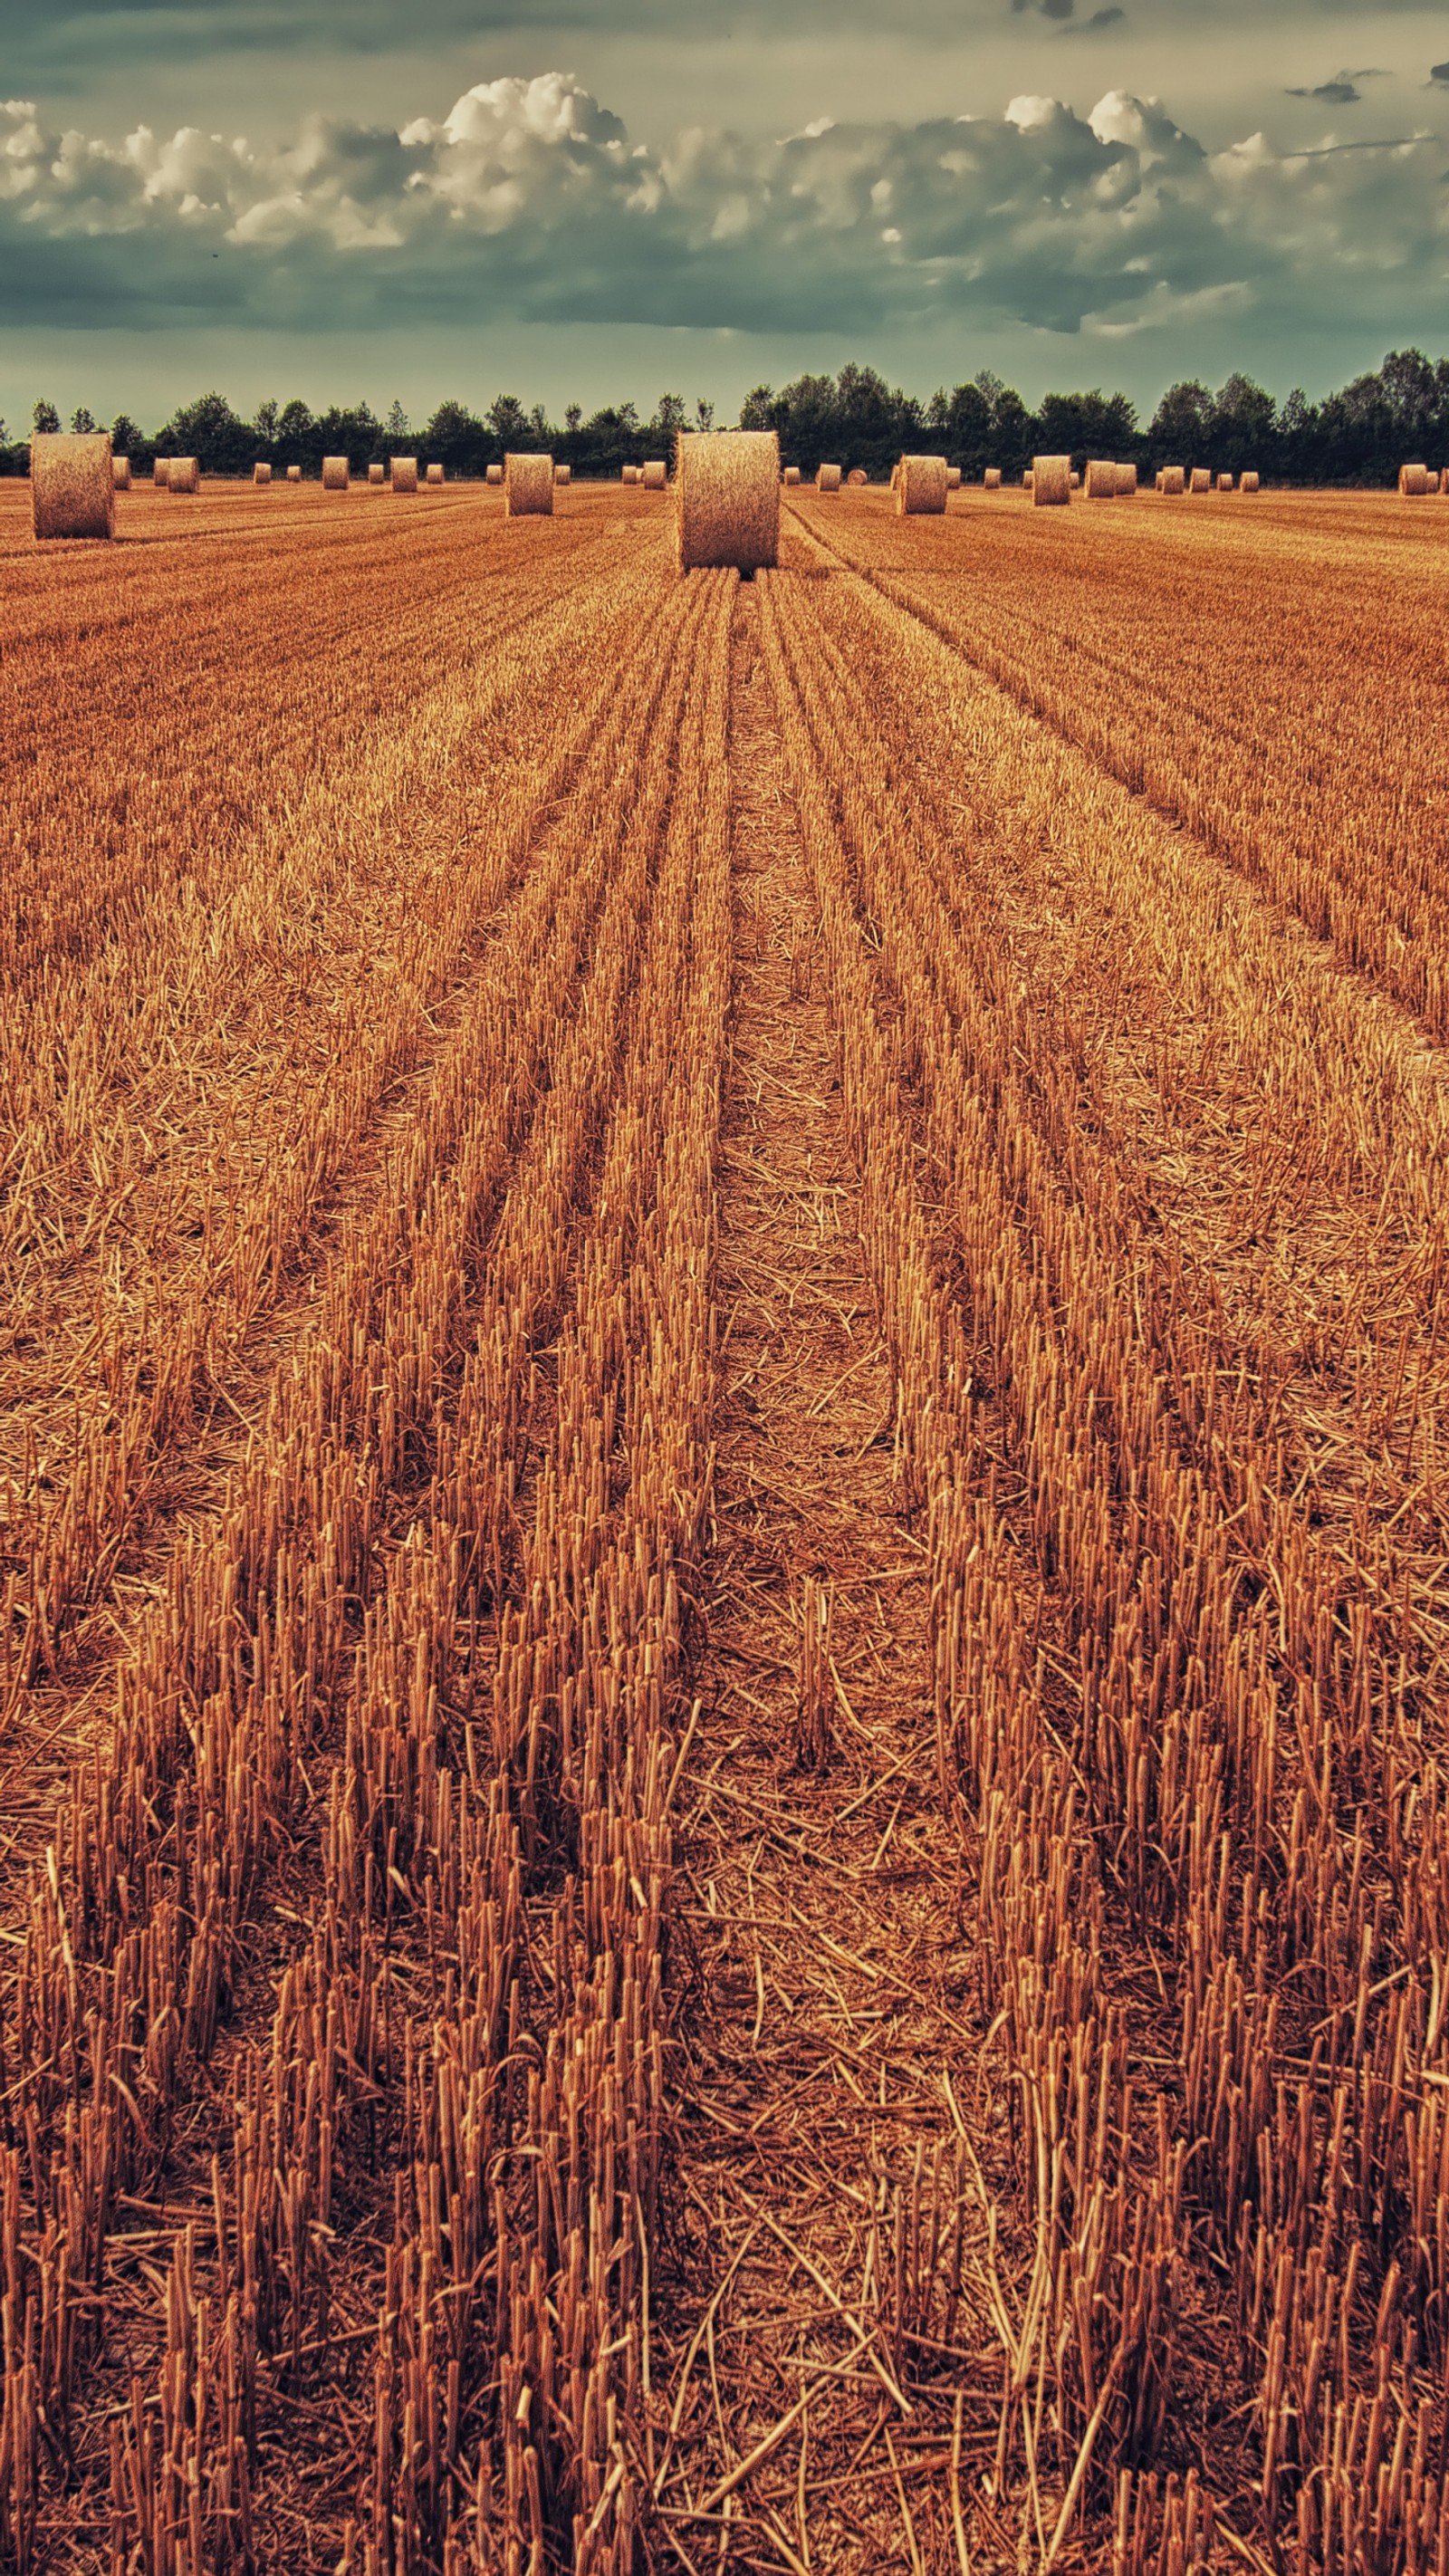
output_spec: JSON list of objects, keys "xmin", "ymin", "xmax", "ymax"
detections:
[{"xmin": 3, "ymin": 472, "xmax": 1449, "ymax": 2573}]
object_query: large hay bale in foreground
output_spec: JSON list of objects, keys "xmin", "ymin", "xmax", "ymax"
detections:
[
  {"xmin": 286, "ymin": 466, "xmax": 302, "ymax": 484},
  {"xmin": 1399, "ymin": 464, "xmax": 1431, "ymax": 496},
  {"xmin": 253, "ymin": 462, "xmax": 272, "ymax": 486},
  {"xmin": 897, "ymin": 455, "xmax": 949, "ymax": 515},
  {"xmin": 153, "ymin": 458, "xmax": 169, "ymax": 487},
  {"xmin": 168, "ymin": 457, "xmax": 199, "ymax": 494},
  {"xmin": 984, "ymin": 467, "xmax": 1002, "ymax": 490},
  {"xmin": 782, "ymin": 466, "xmax": 801, "ymax": 486},
  {"xmin": 321, "ymin": 457, "xmax": 350, "ymax": 491},
  {"xmin": 112, "ymin": 456, "xmax": 131, "ymax": 491},
  {"xmin": 642, "ymin": 459, "xmax": 667, "ymax": 490},
  {"xmin": 847, "ymin": 467, "xmax": 868, "ymax": 485},
  {"xmin": 554, "ymin": 463, "xmax": 571, "ymax": 485},
  {"xmin": 32, "ymin": 433, "xmax": 114, "ymax": 540},
  {"xmin": 486, "ymin": 463, "xmax": 504, "ymax": 485},
  {"xmin": 1241, "ymin": 472, "xmax": 1260, "ymax": 494},
  {"xmin": 1161, "ymin": 466, "xmax": 1185, "ymax": 495},
  {"xmin": 677, "ymin": 430, "xmax": 779, "ymax": 572},
  {"xmin": 1085, "ymin": 458, "xmax": 1117, "ymax": 499},
  {"xmin": 817, "ymin": 462, "xmax": 843, "ymax": 493},
  {"xmin": 1032, "ymin": 455, "xmax": 1071, "ymax": 508},
  {"xmin": 391, "ymin": 458, "xmax": 418, "ymax": 494},
  {"xmin": 368, "ymin": 462, "xmax": 385, "ymax": 486},
  {"xmin": 505, "ymin": 454, "xmax": 554, "ymax": 516}
]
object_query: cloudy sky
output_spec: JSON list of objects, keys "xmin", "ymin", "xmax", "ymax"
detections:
[{"xmin": 5, "ymin": 0, "xmax": 1449, "ymax": 429}]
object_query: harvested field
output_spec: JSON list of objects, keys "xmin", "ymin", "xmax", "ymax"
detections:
[{"xmin": 3, "ymin": 475, "xmax": 1449, "ymax": 2571}]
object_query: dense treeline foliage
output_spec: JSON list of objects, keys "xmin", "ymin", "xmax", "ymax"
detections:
[{"xmin": 6, "ymin": 351, "xmax": 1449, "ymax": 482}]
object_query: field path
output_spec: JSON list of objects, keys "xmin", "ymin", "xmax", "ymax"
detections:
[{"xmin": 651, "ymin": 583, "xmax": 993, "ymax": 2572}]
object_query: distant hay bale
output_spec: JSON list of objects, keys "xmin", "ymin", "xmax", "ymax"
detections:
[
  {"xmin": 168, "ymin": 457, "xmax": 199, "ymax": 495},
  {"xmin": 31, "ymin": 432, "xmax": 114, "ymax": 541},
  {"xmin": 1217, "ymin": 473, "xmax": 1233, "ymax": 493},
  {"xmin": 153, "ymin": 458, "xmax": 169, "ymax": 487},
  {"xmin": 620, "ymin": 464, "xmax": 638, "ymax": 485},
  {"xmin": 984, "ymin": 467, "xmax": 1002, "ymax": 490},
  {"xmin": 642, "ymin": 459, "xmax": 667, "ymax": 490},
  {"xmin": 505, "ymin": 453, "xmax": 554, "ymax": 516},
  {"xmin": 321, "ymin": 457, "xmax": 350, "ymax": 491},
  {"xmin": 1399, "ymin": 464, "xmax": 1431, "ymax": 496},
  {"xmin": 1070, "ymin": 470, "xmax": 1080, "ymax": 489},
  {"xmin": 486, "ymin": 463, "xmax": 504, "ymax": 485},
  {"xmin": 1161, "ymin": 466, "xmax": 1185, "ymax": 495},
  {"xmin": 368, "ymin": 462, "xmax": 385, "ymax": 485},
  {"xmin": 817, "ymin": 462, "xmax": 843, "ymax": 492},
  {"xmin": 897, "ymin": 455, "xmax": 949, "ymax": 515},
  {"xmin": 286, "ymin": 466, "xmax": 302, "ymax": 483},
  {"xmin": 847, "ymin": 467, "xmax": 868, "ymax": 485},
  {"xmin": 391, "ymin": 458, "xmax": 418, "ymax": 494},
  {"xmin": 1116, "ymin": 463, "xmax": 1137, "ymax": 495},
  {"xmin": 676, "ymin": 428, "xmax": 780, "ymax": 573},
  {"xmin": 112, "ymin": 456, "xmax": 131, "ymax": 491},
  {"xmin": 1241, "ymin": 471, "xmax": 1260, "ymax": 494},
  {"xmin": 554, "ymin": 463, "xmax": 571, "ymax": 485},
  {"xmin": 782, "ymin": 466, "xmax": 801, "ymax": 485},
  {"xmin": 1023, "ymin": 470, "xmax": 1034, "ymax": 490},
  {"xmin": 1032, "ymin": 455, "xmax": 1071, "ymax": 508},
  {"xmin": 253, "ymin": 462, "xmax": 272, "ymax": 486},
  {"xmin": 1190, "ymin": 467, "xmax": 1211, "ymax": 494},
  {"xmin": 946, "ymin": 465, "xmax": 962, "ymax": 488},
  {"xmin": 1085, "ymin": 458, "xmax": 1118, "ymax": 499},
  {"xmin": 426, "ymin": 464, "xmax": 445, "ymax": 486}
]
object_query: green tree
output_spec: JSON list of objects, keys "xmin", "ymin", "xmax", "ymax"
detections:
[{"xmin": 32, "ymin": 399, "xmax": 60, "ymax": 435}]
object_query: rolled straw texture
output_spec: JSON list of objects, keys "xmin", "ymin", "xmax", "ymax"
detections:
[
  {"xmin": 1161, "ymin": 466, "xmax": 1185, "ymax": 495},
  {"xmin": 486, "ymin": 464, "xmax": 504, "ymax": 485},
  {"xmin": 426, "ymin": 464, "xmax": 445, "ymax": 486},
  {"xmin": 168, "ymin": 457, "xmax": 199, "ymax": 495},
  {"xmin": 554, "ymin": 464, "xmax": 571, "ymax": 485},
  {"xmin": 112, "ymin": 457, "xmax": 131, "ymax": 491},
  {"xmin": 1032, "ymin": 455, "xmax": 1071, "ymax": 508},
  {"xmin": 1070, "ymin": 471, "xmax": 1081, "ymax": 489},
  {"xmin": 642, "ymin": 459, "xmax": 667, "ymax": 490},
  {"xmin": 153, "ymin": 458, "xmax": 169, "ymax": 487},
  {"xmin": 817, "ymin": 463, "xmax": 843, "ymax": 492},
  {"xmin": 286, "ymin": 466, "xmax": 302, "ymax": 483},
  {"xmin": 847, "ymin": 468, "xmax": 868, "ymax": 485},
  {"xmin": 1023, "ymin": 471, "xmax": 1034, "ymax": 490},
  {"xmin": 897, "ymin": 455, "xmax": 949, "ymax": 515},
  {"xmin": 391, "ymin": 458, "xmax": 418, "ymax": 494},
  {"xmin": 984, "ymin": 467, "xmax": 1002, "ymax": 489},
  {"xmin": 368, "ymin": 462, "xmax": 385, "ymax": 486},
  {"xmin": 32, "ymin": 433, "xmax": 114, "ymax": 541},
  {"xmin": 676, "ymin": 429, "xmax": 780, "ymax": 572},
  {"xmin": 1190, "ymin": 467, "xmax": 1211, "ymax": 494},
  {"xmin": 1217, "ymin": 473, "xmax": 1233, "ymax": 492},
  {"xmin": 782, "ymin": 466, "xmax": 801, "ymax": 486},
  {"xmin": 505, "ymin": 453, "xmax": 554, "ymax": 516},
  {"xmin": 1241, "ymin": 472, "xmax": 1260, "ymax": 494},
  {"xmin": 1116, "ymin": 463, "xmax": 1138, "ymax": 495},
  {"xmin": 253, "ymin": 462, "xmax": 272, "ymax": 486},
  {"xmin": 321, "ymin": 457, "xmax": 349, "ymax": 491},
  {"xmin": 1085, "ymin": 459, "xmax": 1117, "ymax": 499},
  {"xmin": 946, "ymin": 466, "xmax": 962, "ymax": 489},
  {"xmin": 1399, "ymin": 464, "xmax": 1430, "ymax": 496}
]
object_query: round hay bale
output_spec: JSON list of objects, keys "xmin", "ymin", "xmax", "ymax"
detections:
[
  {"xmin": 168, "ymin": 457, "xmax": 199, "ymax": 495},
  {"xmin": 817, "ymin": 462, "xmax": 843, "ymax": 493},
  {"xmin": 1116, "ymin": 463, "xmax": 1138, "ymax": 496},
  {"xmin": 391, "ymin": 457, "xmax": 418, "ymax": 494},
  {"xmin": 1240, "ymin": 471, "xmax": 1260, "ymax": 494},
  {"xmin": 1217, "ymin": 473, "xmax": 1234, "ymax": 493},
  {"xmin": 1032, "ymin": 455, "xmax": 1071, "ymax": 508},
  {"xmin": 253, "ymin": 461, "xmax": 272, "ymax": 486},
  {"xmin": 505, "ymin": 453, "xmax": 554, "ymax": 516},
  {"xmin": 847, "ymin": 468, "xmax": 868, "ymax": 485},
  {"xmin": 112, "ymin": 456, "xmax": 131, "ymax": 492},
  {"xmin": 782, "ymin": 466, "xmax": 801, "ymax": 486},
  {"xmin": 425, "ymin": 464, "xmax": 445, "ymax": 486},
  {"xmin": 368, "ymin": 462, "xmax": 385, "ymax": 486},
  {"xmin": 1070, "ymin": 470, "xmax": 1081, "ymax": 489},
  {"xmin": 984, "ymin": 467, "xmax": 1002, "ymax": 490},
  {"xmin": 1189, "ymin": 467, "xmax": 1211, "ymax": 494},
  {"xmin": 486, "ymin": 463, "xmax": 504, "ymax": 485},
  {"xmin": 1399, "ymin": 464, "xmax": 1430, "ymax": 496},
  {"xmin": 32, "ymin": 432, "xmax": 114, "ymax": 541},
  {"xmin": 554, "ymin": 463, "xmax": 571, "ymax": 485},
  {"xmin": 321, "ymin": 456, "xmax": 350, "ymax": 491},
  {"xmin": 1085, "ymin": 458, "xmax": 1118, "ymax": 499},
  {"xmin": 153, "ymin": 457, "xmax": 169, "ymax": 487},
  {"xmin": 946, "ymin": 465, "xmax": 962, "ymax": 489},
  {"xmin": 286, "ymin": 465, "xmax": 302, "ymax": 483},
  {"xmin": 1161, "ymin": 466, "xmax": 1185, "ymax": 495},
  {"xmin": 676, "ymin": 429, "xmax": 779, "ymax": 573},
  {"xmin": 897, "ymin": 455, "xmax": 949, "ymax": 515},
  {"xmin": 1023, "ymin": 470, "xmax": 1034, "ymax": 490},
  {"xmin": 642, "ymin": 459, "xmax": 667, "ymax": 490}
]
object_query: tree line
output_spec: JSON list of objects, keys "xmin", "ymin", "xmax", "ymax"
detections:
[{"xmin": 6, "ymin": 351, "xmax": 1449, "ymax": 485}]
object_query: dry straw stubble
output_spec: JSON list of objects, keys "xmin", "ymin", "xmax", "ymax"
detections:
[
  {"xmin": 1032, "ymin": 453, "xmax": 1072, "ymax": 507},
  {"xmin": 504, "ymin": 452, "xmax": 554, "ymax": 516},
  {"xmin": 31, "ymin": 432, "xmax": 115, "ymax": 541},
  {"xmin": 676, "ymin": 427, "xmax": 780, "ymax": 572},
  {"xmin": 897, "ymin": 454, "xmax": 950, "ymax": 514}
]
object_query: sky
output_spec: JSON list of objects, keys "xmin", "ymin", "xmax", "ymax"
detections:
[{"xmin": 4, "ymin": 0, "xmax": 1449, "ymax": 430}]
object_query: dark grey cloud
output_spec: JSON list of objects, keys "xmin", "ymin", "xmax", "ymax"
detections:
[
  {"xmin": 1432, "ymin": 61, "xmax": 1449, "ymax": 85},
  {"xmin": 1285, "ymin": 69, "xmax": 1384, "ymax": 104},
  {"xmin": 1062, "ymin": 11, "xmax": 1128, "ymax": 36},
  {"xmin": 1, "ymin": 70, "xmax": 1445, "ymax": 355}
]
